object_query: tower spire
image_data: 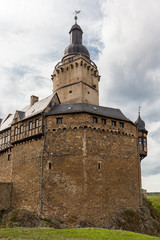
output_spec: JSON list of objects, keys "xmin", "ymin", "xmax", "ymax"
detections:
[{"xmin": 138, "ymin": 106, "xmax": 141, "ymax": 117}]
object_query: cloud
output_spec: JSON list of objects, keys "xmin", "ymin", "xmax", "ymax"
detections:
[{"xmin": 0, "ymin": 0, "xmax": 160, "ymax": 191}]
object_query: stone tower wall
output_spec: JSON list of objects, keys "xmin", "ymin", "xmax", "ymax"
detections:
[
  {"xmin": 53, "ymin": 55, "xmax": 99, "ymax": 105},
  {"xmin": 0, "ymin": 182, "xmax": 12, "ymax": 211},
  {"xmin": 41, "ymin": 113, "xmax": 140, "ymax": 226}
]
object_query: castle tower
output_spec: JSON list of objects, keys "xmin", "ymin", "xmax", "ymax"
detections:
[
  {"xmin": 52, "ymin": 17, "xmax": 100, "ymax": 105},
  {"xmin": 135, "ymin": 109, "xmax": 148, "ymax": 160}
]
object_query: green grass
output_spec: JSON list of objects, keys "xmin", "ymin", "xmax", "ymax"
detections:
[
  {"xmin": 147, "ymin": 194, "xmax": 160, "ymax": 216},
  {"xmin": 0, "ymin": 228, "xmax": 159, "ymax": 240}
]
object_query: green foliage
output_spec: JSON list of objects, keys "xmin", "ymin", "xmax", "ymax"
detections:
[
  {"xmin": 0, "ymin": 228, "xmax": 159, "ymax": 240},
  {"xmin": 147, "ymin": 194, "xmax": 160, "ymax": 216}
]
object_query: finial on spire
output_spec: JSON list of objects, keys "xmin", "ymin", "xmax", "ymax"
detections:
[
  {"xmin": 73, "ymin": 10, "xmax": 81, "ymax": 24},
  {"xmin": 138, "ymin": 106, "xmax": 141, "ymax": 117}
]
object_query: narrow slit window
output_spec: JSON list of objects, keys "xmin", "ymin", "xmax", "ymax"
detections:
[
  {"xmin": 8, "ymin": 154, "xmax": 11, "ymax": 161},
  {"xmin": 49, "ymin": 163, "xmax": 52, "ymax": 169},
  {"xmin": 98, "ymin": 163, "xmax": 101, "ymax": 170}
]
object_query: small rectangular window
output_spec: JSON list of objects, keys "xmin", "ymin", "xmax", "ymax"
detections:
[
  {"xmin": 120, "ymin": 122, "xmax": 124, "ymax": 128},
  {"xmin": 102, "ymin": 118, "xmax": 106, "ymax": 124},
  {"xmin": 29, "ymin": 121, "xmax": 33, "ymax": 130},
  {"xmin": 93, "ymin": 117, "xmax": 98, "ymax": 123},
  {"xmin": 112, "ymin": 120, "xmax": 116, "ymax": 126},
  {"xmin": 35, "ymin": 119, "xmax": 39, "ymax": 128},
  {"xmin": 20, "ymin": 125, "xmax": 23, "ymax": 133},
  {"xmin": 8, "ymin": 154, "xmax": 11, "ymax": 161},
  {"xmin": 56, "ymin": 118, "xmax": 62, "ymax": 124},
  {"xmin": 15, "ymin": 127, "xmax": 18, "ymax": 135}
]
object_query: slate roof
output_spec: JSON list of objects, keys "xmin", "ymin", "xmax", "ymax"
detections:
[
  {"xmin": 135, "ymin": 115, "xmax": 147, "ymax": 132},
  {"xmin": 47, "ymin": 103, "xmax": 132, "ymax": 123}
]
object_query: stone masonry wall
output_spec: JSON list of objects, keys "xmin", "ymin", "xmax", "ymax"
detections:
[
  {"xmin": 11, "ymin": 138, "xmax": 43, "ymax": 213},
  {"xmin": 0, "ymin": 182, "xmax": 12, "ymax": 210},
  {"xmin": 0, "ymin": 112, "xmax": 141, "ymax": 226},
  {"xmin": 41, "ymin": 113, "xmax": 140, "ymax": 227},
  {"xmin": 0, "ymin": 137, "xmax": 43, "ymax": 214}
]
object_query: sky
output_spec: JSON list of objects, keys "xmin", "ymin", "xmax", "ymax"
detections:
[{"xmin": 0, "ymin": 0, "xmax": 160, "ymax": 192}]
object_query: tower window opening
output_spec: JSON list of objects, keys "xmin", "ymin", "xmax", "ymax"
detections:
[
  {"xmin": 120, "ymin": 122, "xmax": 124, "ymax": 128},
  {"xmin": 143, "ymin": 137, "xmax": 147, "ymax": 147},
  {"xmin": 69, "ymin": 90, "xmax": 72, "ymax": 93},
  {"xmin": 112, "ymin": 120, "xmax": 116, "ymax": 127},
  {"xmin": 57, "ymin": 118, "xmax": 63, "ymax": 124},
  {"xmin": 98, "ymin": 162, "xmax": 101, "ymax": 170},
  {"xmin": 49, "ymin": 163, "xmax": 52, "ymax": 169},
  {"xmin": 102, "ymin": 119, "xmax": 106, "ymax": 124},
  {"xmin": 93, "ymin": 117, "xmax": 98, "ymax": 123}
]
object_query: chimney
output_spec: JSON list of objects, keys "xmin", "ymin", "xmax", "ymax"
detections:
[{"xmin": 30, "ymin": 95, "xmax": 39, "ymax": 106}]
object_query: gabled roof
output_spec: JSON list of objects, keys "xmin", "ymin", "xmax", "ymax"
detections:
[
  {"xmin": 0, "ymin": 93, "xmax": 60, "ymax": 132},
  {"xmin": 47, "ymin": 103, "xmax": 132, "ymax": 123},
  {"xmin": 22, "ymin": 93, "xmax": 55, "ymax": 120},
  {"xmin": 0, "ymin": 114, "xmax": 14, "ymax": 131}
]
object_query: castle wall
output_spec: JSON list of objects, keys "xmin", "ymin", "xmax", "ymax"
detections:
[
  {"xmin": 11, "ymin": 138, "xmax": 43, "ymax": 213},
  {"xmin": 0, "ymin": 138, "xmax": 43, "ymax": 214},
  {"xmin": 41, "ymin": 113, "xmax": 140, "ymax": 226},
  {"xmin": 0, "ymin": 182, "xmax": 12, "ymax": 210}
]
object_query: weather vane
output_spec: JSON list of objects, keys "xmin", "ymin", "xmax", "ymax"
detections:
[{"xmin": 73, "ymin": 10, "xmax": 81, "ymax": 24}]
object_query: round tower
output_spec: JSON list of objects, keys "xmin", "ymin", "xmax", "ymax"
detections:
[
  {"xmin": 51, "ymin": 16, "xmax": 100, "ymax": 105},
  {"xmin": 135, "ymin": 109, "xmax": 148, "ymax": 160}
]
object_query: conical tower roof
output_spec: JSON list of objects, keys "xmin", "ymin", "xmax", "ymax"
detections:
[{"xmin": 135, "ymin": 109, "xmax": 147, "ymax": 132}]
